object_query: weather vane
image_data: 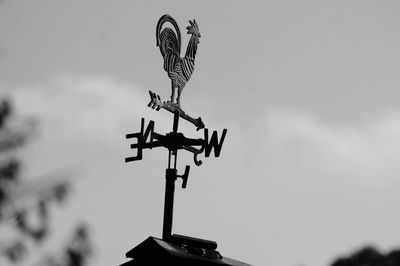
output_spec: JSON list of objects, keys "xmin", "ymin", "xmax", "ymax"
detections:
[{"xmin": 121, "ymin": 14, "xmax": 251, "ymax": 266}]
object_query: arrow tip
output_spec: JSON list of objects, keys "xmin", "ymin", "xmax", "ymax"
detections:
[{"xmin": 196, "ymin": 117, "xmax": 205, "ymax": 131}]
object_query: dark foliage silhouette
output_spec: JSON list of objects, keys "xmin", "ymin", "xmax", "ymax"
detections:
[
  {"xmin": 0, "ymin": 98, "xmax": 92, "ymax": 266},
  {"xmin": 65, "ymin": 225, "xmax": 92, "ymax": 266},
  {"xmin": 331, "ymin": 245, "xmax": 400, "ymax": 266}
]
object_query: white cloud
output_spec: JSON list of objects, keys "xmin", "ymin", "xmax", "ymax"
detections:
[
  {"xmin": 8, "ymin": 76, "xmax": 149, "ymax": 141},
  {"xmin": 257, "ymin": 110, "xmax": 400, "ymax": 190}
]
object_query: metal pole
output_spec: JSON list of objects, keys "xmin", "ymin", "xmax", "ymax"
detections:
[
  {"xmin": 162, "ymin": 110, "xmax": 180, "ymax": 241},
  {"xmin": 163, "ymin": 168, "xmax": 177, "ymax": 240}
]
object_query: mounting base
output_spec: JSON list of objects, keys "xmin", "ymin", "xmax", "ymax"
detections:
[{"xmin": 119, "ymin": 236, "xmax": 252, "ymax": 266}]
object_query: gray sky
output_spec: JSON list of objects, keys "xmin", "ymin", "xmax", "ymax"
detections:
[{"xmin": 1, "ymin": 1, "xmax": 400, "ymax": 266}]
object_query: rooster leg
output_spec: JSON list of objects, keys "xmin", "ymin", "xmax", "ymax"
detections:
[
  {"xmin": 177, "ymin": 86, "xmax": 182, "ymax": 106},
  {"xmin": 170, "ymin": 83, "xmax": 175, "ymax": 103}
]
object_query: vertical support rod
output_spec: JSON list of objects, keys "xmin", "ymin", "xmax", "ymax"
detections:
[
  {"xmin": 163, "ymin": 168, "xmax": 177, "ymax": 240},
  {"xmin": 162, "ymin": 110, "xmax": 180, "ymax": 241},
  {"xmin": 168, "ymin": 151, "xmax": 171, "ymax": 168},
  {"xmin": 173, "ymin": 110, "xmax": 179, "ymax": 133}
]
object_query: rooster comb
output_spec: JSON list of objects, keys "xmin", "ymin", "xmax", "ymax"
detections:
[{"xmin": 186, "ymin": 19, "xmax": 201, "ymax": 37}]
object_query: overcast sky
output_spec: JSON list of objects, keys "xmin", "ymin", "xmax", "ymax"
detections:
[{"xmin": 1, "ymin": 1, "xmax": 400, "ymax": 266}]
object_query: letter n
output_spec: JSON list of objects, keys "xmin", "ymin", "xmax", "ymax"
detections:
[{"xmin": 125, "ymin": 118, "xmax": 155, "ymax": 162}]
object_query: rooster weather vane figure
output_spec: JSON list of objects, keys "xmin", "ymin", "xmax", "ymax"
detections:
[
  {"xmin": 150, "ymin": 14, "xmax": 204, "ymax": 130},
  {"xmin": 156, "ymin": 14, "xmax": 200, "ymax": 107},
  {"xmin": 121, "ymin": 14, "xmax": 251, "ymax": 266}
]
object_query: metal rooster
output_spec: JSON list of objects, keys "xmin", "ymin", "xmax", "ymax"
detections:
[{"xmin": 156, "ymin": 14, "xmax": 201, "ymax": 107}]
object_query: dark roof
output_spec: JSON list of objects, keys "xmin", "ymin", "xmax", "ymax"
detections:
[{"xmin": 119, "ymin": 236, "xmax": 252, "ymax": 266}]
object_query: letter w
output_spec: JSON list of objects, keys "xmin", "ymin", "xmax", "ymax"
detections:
[{"xmin": 204, "ymin": 129, "xmax": 227, "ymax": 157}]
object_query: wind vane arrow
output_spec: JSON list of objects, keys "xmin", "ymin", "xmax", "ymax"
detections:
[{"xmin": 148, "ymin": 91, "xmax": 205, "ymax": 131}]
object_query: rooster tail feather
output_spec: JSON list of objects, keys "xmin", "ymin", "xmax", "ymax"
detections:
[{"xmin": 156, "ymin": 14, "xmax": 181, "ymax": 56}]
